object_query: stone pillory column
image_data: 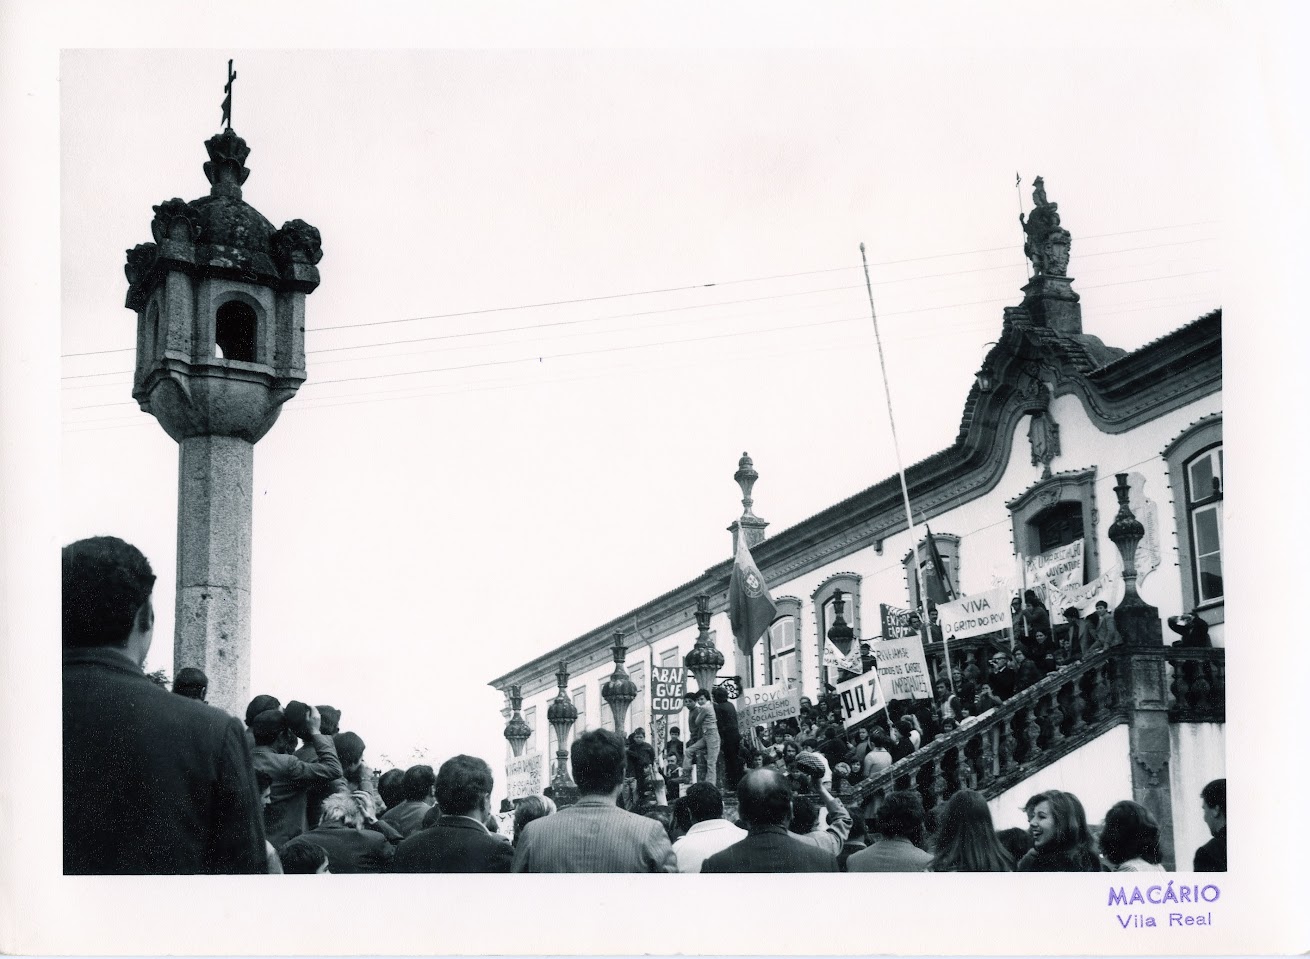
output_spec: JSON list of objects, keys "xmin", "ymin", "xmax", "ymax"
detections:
[
  {"xmin": 124, "ymin": 127, "xmax": 322, "ymax": 717},
  {"xmin": 1108, "ymin": 472, "xmax": 1177, "ymax": 870}
]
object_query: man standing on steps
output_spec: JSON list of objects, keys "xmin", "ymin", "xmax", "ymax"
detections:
[{"xmin": 681, "ymin": 689, "xmax": 721, "ymax": 786}]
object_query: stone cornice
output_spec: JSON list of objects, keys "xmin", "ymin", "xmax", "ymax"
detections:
[{"xmin": 490, "ymin": 307, "xmax": 1221, "ymax": 698}]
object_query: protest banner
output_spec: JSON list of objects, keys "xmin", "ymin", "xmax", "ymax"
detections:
[
  {"xmin": 834, "ymin": 669, "xmax": 887, "ymax": 728},
  {"xmin": 737, "ymin": 682, "xmax": 802, "ymax": 730},
  {"xmin": 650, "ymin": 666, "xmax": 687, "ymax": 714},
  {"xmin": 1024, "ymin": 539, "xmax": 1085, "ymax": 609},
  {"xmin": 880, "ymin": 602, "xmax": 919, "ymax": 639},
  {"xmin": 936, "ymin": 586, "xmax": 1012, "ymax": 640},
  {"xmin": 506, "ymin": 752, "xmax": 544, "ymax": 801},
  {"xmin": 867, "ymin": 636, "xmax": 933, "ymax": 701},
  {"xmin": 1060, "ymin": 568, "xmax": 1124, "ymax": 616},
  {"xmin": 822, "ymin": 641, "xmax": 863, "ymax": 673}
]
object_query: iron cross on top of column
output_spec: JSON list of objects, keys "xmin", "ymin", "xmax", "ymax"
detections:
[{"xmin": 221, "ymin": 59, "xmax": 237, "ymax": 131}]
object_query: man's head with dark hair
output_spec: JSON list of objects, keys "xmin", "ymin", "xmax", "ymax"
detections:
[
  {"xmin": 173, "ymin": 667, "xmax": 208, "ymax": 701},
  {"xmin": 62, "ymin": 536, "xmax": 156, "ymax": 659},
  {"xmin": 377, "ymin": 769, "xmax": 405, "ymax": 810},
  {"xmin": 875, "ymin": 790, "xmax": 926, "ymax": 843},
  {"xmin": 245, "ymin": 694, "xmax": 280, "ymax": 727},
  {"xmin": 668, "ymin": 727, "xmax": 680, "ymax": 739},
  {"xmin": 401, "ymin": 764, "xmax": 437, "ymax": 803},
  {"xmin": 434, "ymin": 755, "xmax": 494, "ymax": 818},
  {"xmin": 333, "ymin": 732, "xmax": 366, "ymax": 772},
  {"xmin": 250, "ymin": 709, "xmax": 287, "ymax": 748},
  {"xmin": 283, "ymin": 701, "xmax": 313, "ymax": 739},
  {"xmin": 847, "ymin": 809, "xmax": 868, "ymax": 844},
  {"xmin": 1201, "ymin": 778, "xmax": 1226, "ymax": 836},
  {"xmin": 683, "ymin": 782, "xmax": 724, "ymax": 824},
  {"xmin": 278, "ymin": 837, "xmax": 330, "ymax": 874},
  {"xmin": 789, "ymin": 795, "xmax": 819, "ymax": 835},
  {"xmin": 317, "ymin": 705, "xmax": 341, "ymax": 736},
  {"xmin": 1063, "ymin": 606, "xmax": 1081, "ymax": 621},
  {"xmin": 712, "ymin": 686, "xmax": 729, "ymax": 704},
  {"xmin": 570, "ymin": 729, "xmax": 627, "ymax": 796},
  {"xmin": 736, "ymin": 769, "xmax": 793, "ymax": 829}
]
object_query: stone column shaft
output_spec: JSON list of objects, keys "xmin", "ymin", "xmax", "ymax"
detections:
[{"xmin": 174, "ymin": 434, "xmax": 254, "ymax": 716}]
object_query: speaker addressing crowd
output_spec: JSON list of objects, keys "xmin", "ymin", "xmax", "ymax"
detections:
[{"xmin": 61, "ymin": 534, "xmax": 1227, "ymax": 876}]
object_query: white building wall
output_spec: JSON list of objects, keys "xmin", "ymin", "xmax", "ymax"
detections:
[
  {"xmin": 1169, "ymin": 722, "xmax": 1226, "ymax": 870},
  {"xmin": 987, "ymin": 724, "xmax": 1133, "ymax": 831}
]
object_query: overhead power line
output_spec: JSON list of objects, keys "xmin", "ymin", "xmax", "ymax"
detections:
[{"xmin": 60, "ymin": 221, "xmax": 1216, "ymax": 359}]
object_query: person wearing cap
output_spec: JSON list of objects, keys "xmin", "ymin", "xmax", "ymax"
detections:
[
  {"xmin": 172, "ymin": 667, "xmax": 208, "ymax": 702},
  {"xmin": 250, "ymin": 704, "xmax": 343, "ymax": 849},
  {"xmin": 62, "ymin": 536, "xmax": 266, "ymax": 874}
]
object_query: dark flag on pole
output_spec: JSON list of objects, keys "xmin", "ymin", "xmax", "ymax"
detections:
[
  {"xmin": 221, "ymin": 60, "xmax": 237, "ymax": 130},
  {"xmin": 923, "ymin": 523, "xmax": 958, "ymax": 604},
  {"xmin": 729, "ymin": 531, "xmax": 777, "ymax": 661}
]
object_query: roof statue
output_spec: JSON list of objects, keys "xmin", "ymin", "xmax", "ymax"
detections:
[{"xmin": 1019, "ymin": 176, "xmax": 1072, "ymax": 277}]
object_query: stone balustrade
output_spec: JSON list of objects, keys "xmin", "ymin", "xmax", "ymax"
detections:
[{"xmin": 1165, "ymin": 646, "xmax": 1226, "ymax": 722}]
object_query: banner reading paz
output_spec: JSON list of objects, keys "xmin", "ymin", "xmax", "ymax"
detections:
[{"xmin": 834, "ymin": 669, "xmax": 887, "ymax": 729}]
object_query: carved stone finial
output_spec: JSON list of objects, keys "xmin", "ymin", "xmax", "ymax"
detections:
[
  {"xmin": 1109, "ymin": 473, "xmax": 1147, "ymax": 607},
  {"xmin": 1019, "ymin": 176, "xmax": 1072, "ymax": 277},
  {"xmin": 203, "ymin": 128, "xmax": 251, "ymax": 199},
  {"xmin": 734, "ymin": 451, "xmax": 759, "ymax": 518},
  {"xmin": 826, "ymin": 589, "xmax": 855, "ymax": 647},
  {"xmin": 684, "ymin": 594, "xmax": 725, "ymax": 693},
  {"xmin": 150, "ymin": 198, "xmax": 201, "ymax": 246},
  {"xmin": 271, "ymin": 219, "xmax": 324, "ymax": 267},
  {"xmin": 124, "ymin": 243, "xmax": 159, "ymax": 287}
]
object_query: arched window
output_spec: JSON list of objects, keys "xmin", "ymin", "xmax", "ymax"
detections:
[
  {"xmin": 812, "ymin": 575, "xmax": 861, "ymax": 690},
  {"xmin": 1034, "ymin": 501, "xmax": 1084, "ymax": 554},
  {"xmin": 753, "ymin": 597, "xmax": 801, "ymax": 689},
  {"xmin": 215, "ymin": 300, "xmax": 258, "ymax": 362},
  {"xmin": 902, "ymin": 534, "xmax": 960, "ymax": 608},
  {"xmin": 522, "ymin": 706, "xmax": 537, "ymax": 754},
  {"xmin": 1007, "ymin": 468, "xmax": 1100, "ymax": 579}
]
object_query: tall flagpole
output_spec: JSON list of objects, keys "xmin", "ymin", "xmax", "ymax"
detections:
[{"xmin": 860, "ymin": 242, "xmax": 953, "ymax": 693}]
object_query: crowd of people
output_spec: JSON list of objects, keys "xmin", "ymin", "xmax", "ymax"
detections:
[{"xmin": 62, "ymin": 535, "xmax": 1227, "ymax": 875}]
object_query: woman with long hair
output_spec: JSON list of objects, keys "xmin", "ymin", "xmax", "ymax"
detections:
[
  {"xmin": 928, "ymin": 789, "xmax": 1014, "ymax": 872},
  {"xmin": 1099, "ymin": 800, "xmax": 1165, "ymax": 872},
  {"xmin": 1017, "ymin": 790, "xmax": 1104, "ymax": 871}
]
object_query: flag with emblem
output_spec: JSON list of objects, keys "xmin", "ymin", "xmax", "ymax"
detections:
[{"xmin": 729, "ymin": 531, "xmax": 777, "ymax": 660}]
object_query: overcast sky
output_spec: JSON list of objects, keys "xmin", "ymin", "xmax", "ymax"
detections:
[{"xmin": 59, "ymin": 42, "xmax": 1224, "ymax": 781}]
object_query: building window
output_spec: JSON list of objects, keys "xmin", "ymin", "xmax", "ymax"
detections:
[
  {"xmin": 572, "ymin": 688, "xmax": 587, "ymax": 733},
  {"xmin": 755, "ymin": 597, "xmax": 801, "ymax": 689},
  {"xmin": 600, "ymin": 698, "xmax": 613, "ymax": 732},
  {"xmin": 1164, "ymin": 416, "xmax": 1223, "ymax": 618},
  {"xmin": 901, "ymin": 534, "xmax": 961, "ymax": 609},
  {"xmin": 1187, "ymin": 448, "xmax": 1223, "ymax": 603},
  {"xmin": 523, "ymin": 706, "xmax": 537, "ymax": 754},
  {"xmin": 1007, "ymin": 467, "xmax": 1100, "ymax": 579},
  {"xmin": 812, "ymin": 575, "xmax": 861, "ymax": 691}
]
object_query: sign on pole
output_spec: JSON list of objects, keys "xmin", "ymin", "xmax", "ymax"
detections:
[
  {"xmin": 834, "ymin": 669, "xmax": 887, "ymax": 728},
  {"xmin": 866, "ymin": 636, "xmax": 933, "ymax": 701},
  {"xmin": 650, "ymin": 666, "xmax": 687, "ymax": 715},
  {"xmin": 879, "ymin": 603, "xmax": 919, "ymax": 639},
  {"xmin": 736, "ymin": 682, "xmax": 802, "ymax": 730},
  {"xmin": 506, "ymin": 753, "xmax": 544, "ymax": 801},
  {"xmin": 936, "ymin": 586, "xmax": 1012, "ymax": 640}
]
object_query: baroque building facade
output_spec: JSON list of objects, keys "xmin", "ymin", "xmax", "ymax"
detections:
[{"xmin": 489, "ymin": 185, "xmax": 1223, "ymax": 868}]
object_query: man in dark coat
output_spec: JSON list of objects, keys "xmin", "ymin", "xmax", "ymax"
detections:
[
  {"xmin": 711, "ymin": 686, "xmax": 744, "ymax": 789},
  {"xmin": 250, "ymin": 705, "xmax": 343, "ymax": 849},
  {"xmin": 701, "ymin": 769, "xmax": 838, "ymax": 873},
  {"xmin": 391, "ymin": 755, "xmax": 512, "ymax": 873},
  {"xmin": 1193, "ymin": 778, "xmax": 1227, "ymax": 871},
  {"xmin": 62, "ymin": 536, "xmax": 266, "ymax": 874},
  {"xmin": 987, "ymin": 650, "xmax": 1017, "ymax": 700}
]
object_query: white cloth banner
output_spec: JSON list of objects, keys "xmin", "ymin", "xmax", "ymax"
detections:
[
  {"xmin": 867, "ymin": 637, "xmax": 933, "ymax": 701},
  {"xmin": 1024, "ymin": 539, "xmax": 1085, "ymax": 610},
  {"xmin": 1060, "ymin": 568, "xmax": 1124, "ymax": 616},
  {"xmin": 506, "ymin": 753, "xmax": 544, "ymax": 801},
  {"xmin": 822, "ymin": 642, "xmax": 863, "ymax": 673},
  {"xmin": 737, "ymin": 682, "xmax": 802, "ymax": 729},
  {"xmin": 834, "ymin": 669, "xmax": 888, "ymax": 728},
  {"xmin": 936, "ymin": 586, "xmax": 1012, "ymax": 640}
]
